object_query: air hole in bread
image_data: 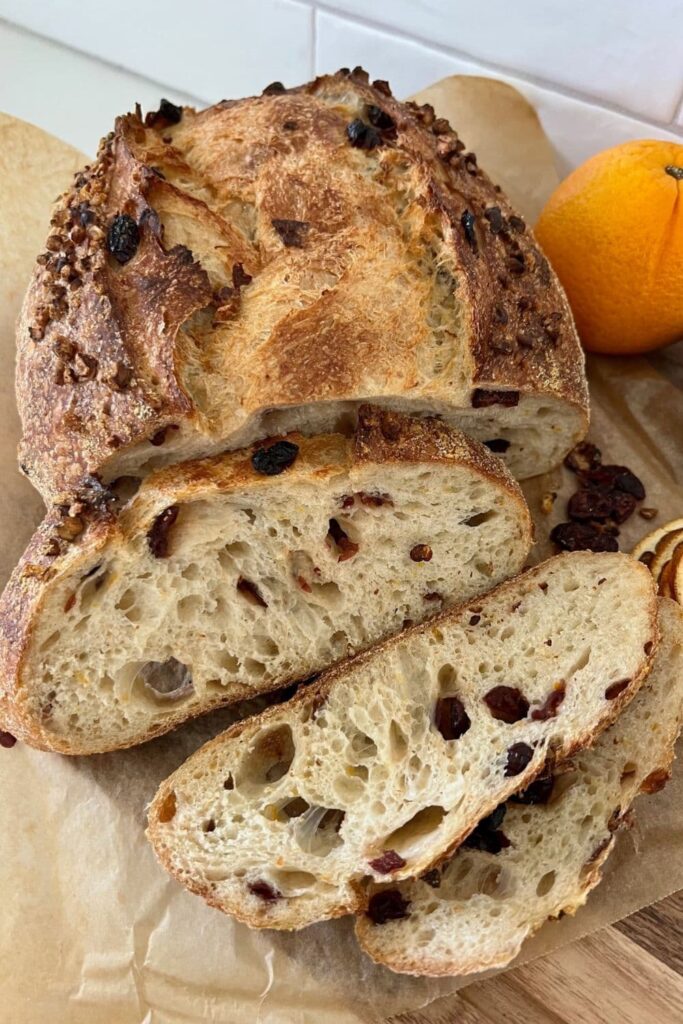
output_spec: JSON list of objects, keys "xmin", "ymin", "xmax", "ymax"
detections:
[
  {"xmin": 269, "ymin": 869, "xmax": 319, "ymax": 894},
  {"xmin": 620, "ymin": 762, "xmax": 637, "ymax": 783},
  {"xmin": 241, "ymin": 724, "xmax": 295, "ymax": 786},
  {"xmin": 349, "ymin": 730, "xmax": 376, "ymax": 759},
  {"xmin": 308, "ymin": 580, "xmax": 343, "ymax": 608},
  {"xmin": 78, "ymin": 570, "xmax": 109, "ymax": 611},
  {"xmin": 437, "ymin": 663, "xmax": 457, "ymax": 693},
  {"xmin": 382, "ymin": 805, "xmax": 446, "ymax": 858},
  {"xmin": 281, "ymin": 797, "xmax": 310, "ymax": 819},
  {"xmin": 136, "ymin": 658, "xmax": 194, "ymax": 704},
  {"xmin": 115, "ymin": 588, "xmax": 136, "ymax": 613},
  {"xmin": 177, "ymin": 593, "xmax": 204, "ymax": 622},
  {"xmin": 463, "ymin": 510, "xmax": 496, "ymax": 528},
  {"xmin": 243, "ymin": 657, "xmax": 267, "ymax": 678},
  {"xmin": 296, "ymin": 806, "xmax": 345, "ymax": 856},
  {"xmin": 388, "ymin": 720, "xmax": 409, "ymax": 761},
  {"xmin": 536, "ymin": 870, "xmax": 556, "ymax": 896},
  {"xmin": 567, "ymin": 648, "xmax": 591, "ymax": 677}
]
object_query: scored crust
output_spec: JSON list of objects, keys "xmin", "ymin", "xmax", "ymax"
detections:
[
  {"xmin": 0, "ymin": 407, "xmax": 532, "ymax": 753},
  {"xmin": 17, "ymin": 68, "xmax": 588, "ymax": 503}
]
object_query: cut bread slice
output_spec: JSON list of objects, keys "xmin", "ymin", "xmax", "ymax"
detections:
[
  {"xmin": 356, "ymin": 598, "xmax": 683, "ymax": 976},
  {"xmin": 0, "ymin": 407, "xmax": 532, "ymax": 755},
  {"xmin": 147, "ymin": 552, "xmax": 657, "ymax": 931}
]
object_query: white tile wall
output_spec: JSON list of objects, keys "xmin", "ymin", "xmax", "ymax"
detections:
[
  {"xmin": 316, "ymin": 0, "xmax": 683, "ymax": 122},
  {"xmin": 0, "ymin": 1, "xmax": 313, "ymax": 101},
  {"xmin": 0, "ymin": 1, "xmax": 680, "ymax": 169},
  {"xmin": 315, "ymin": 11, "xmax": 683, "ymax": 176}
]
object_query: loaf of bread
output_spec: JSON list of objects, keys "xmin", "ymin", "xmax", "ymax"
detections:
[
  {"xmin": 146, "ymin": 552, "xmax": 657, "ymax": 931},
  {"xmin": 356, "ymin": 597, "xmax": 683, "ymax": 976},
  {"xmin": 17, "ymin": 68, "xmax": 588, "ymax": 503},
  {"xmin": 0, "ymin": 407, "xmax": 532, "ymax": 754}
]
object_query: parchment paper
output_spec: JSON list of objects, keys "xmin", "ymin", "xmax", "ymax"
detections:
[{"xmin": 0, "ymin": 80, "xmax": 681, "ymax": 1024}]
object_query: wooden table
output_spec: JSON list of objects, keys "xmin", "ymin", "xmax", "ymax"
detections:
[{"xmin": 396, "ymin": 892, "xmax": 683, "ymax": 1024}]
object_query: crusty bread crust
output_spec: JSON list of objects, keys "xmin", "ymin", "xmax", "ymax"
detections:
[
  {"xmin": 17, "ymin": 69, "xmax": 588, "ymax": 502},
  {"xmin": 0, "ymin": 407, "xmax": 531, "ymax": 753},
  {"xmin": 146, "ymin": 552, "xmax": 658, "ymax": 931}
]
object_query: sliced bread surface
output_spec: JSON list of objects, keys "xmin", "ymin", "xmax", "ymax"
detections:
[
  {"xmin": 0, "ymin": 408, "xmax": 531, "ymax": 754},
  {"xmin": 356, "ymin": 597, "xmax": 683, "ymax": 976},
  {"xmin": 147, "ymin": 552, "xmax": 657, "ymax": 930}
]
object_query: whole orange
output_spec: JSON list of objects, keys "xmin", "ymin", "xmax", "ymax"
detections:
[{"xmin": 535, "ymin": 140, "xmax": 683, "ymax": 355}]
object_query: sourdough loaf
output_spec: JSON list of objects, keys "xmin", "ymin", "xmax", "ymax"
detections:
[
  {"xmin": 356, "ymin": 597, "xmax": 683, "ymax": 975},
  {"xmin": 0, "ymin": 408, "xmax": 531, "ymax": 754},
  {"xmin": 17, "ymin": 69, "xmax": 588, "ymax": 503},
  {"xmin": 146, "ymin": 553, "xmax": 657, "ymax": 930}
]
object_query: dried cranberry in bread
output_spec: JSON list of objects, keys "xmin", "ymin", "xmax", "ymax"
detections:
[
  {"xmin": 146, "ymin": 553, "xmax": 656, "ymax": 931},
  {"xmin": 356, "ymin": 598, "xmax": 683, "ymax": 976},
  {"xmin": 17, "ymin": 68, "xmax": 587, "ymax": 502},
  {"xmin": 0, "ymin": 408, "xmax": 531, "ymax": 754}
]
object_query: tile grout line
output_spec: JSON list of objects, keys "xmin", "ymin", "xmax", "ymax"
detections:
[
  {"xmin": 304, "ymin": 0, "xmax": 683, "ymax": 133},
  {"xmin": 0, "ymin": 17, "xmax": 209, "ymax": 107}
]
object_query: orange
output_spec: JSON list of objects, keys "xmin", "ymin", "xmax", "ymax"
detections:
[{"xmin": 535, "ymin": 140, "xmax": 683, "ymax": 355}]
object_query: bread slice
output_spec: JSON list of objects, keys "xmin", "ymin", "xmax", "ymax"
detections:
[
  {"xmin": 355, "ymin": 597, "xmax": 683, "ymax": 976},
  {"xmin": 146, "ymin": 553, "xmax": 657, "ymax": 931},
  {"xmin": 17, "ymin": 68, "xmax": 587, "ymax": 503},
  {"xmin": 0, "ymin": 407, "xmax": 532, "ymax": 755}
]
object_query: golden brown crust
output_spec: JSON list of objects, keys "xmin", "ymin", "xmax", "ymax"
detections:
[
  {"xmin": 0, "ymin": 407, "xmax": 531, "ymax": 753},
  {"xmin": 17, "ymin": 70, "xmax": 588, "ymax": 502}
]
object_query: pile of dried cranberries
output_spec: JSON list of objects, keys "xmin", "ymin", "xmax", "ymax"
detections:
[{"xmin": 550, "ymin": 442, "xmax": 647, "ymax": 553}]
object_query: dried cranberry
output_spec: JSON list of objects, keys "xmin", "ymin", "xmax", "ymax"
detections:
[
  {"xmin": 251, "ymin": 440, "xmax": 299, "ymax": 475},
  {"xmin": 510, "ymin": 771, "xmax": 554, "ymax": 805},
  {"xmin": 358, "ymin": 491, "xmax": 393, "ymax": 508},
  {"xmin": 369, "ymin": 850, "xmax": 406, "ymax": 874},
  {"xmin": 605, "ymin": 490, "xmax": 637, "ymax": 524},
  {"xmin": 232, "ymin": 263, "xmax": 252, "ymax": 288},
  {"xmin": 484, "ymin": 686, "xmax": 529, "ymax": 723},
  {"xmin": 550, "ymin": 522, "xmax": 619, "ymax": 553},
  {"xmin": 472, "ymin": 388, "xmax": 520, "ymax": 408},
  {"xmin": 147, "ymin": 505, "xmax": 179, "ymax": 558},
  {"xmin": 434, "ymin": 696, "xmax": 471, "ymax": 740},
  {"xmin": 505, "ymin": 742, "xmax": 534, "ymax": 776},
  {"xmin": 581, "ymin": 465, "xmax": 645, "ymax": 500},
  {"xmin": 153, "ymin": 98, "xmax": 182, "ymax": 125},
  {"xmin": 605, "ymin": 679, "xmax": 629, "ymax": 700},
  {"xmin": 484, "ymin": 206, "xmax": 504, "ymax": 234},
  {"xmin": 107, "ymin": 214, "xmax": 140, "ymax": 264},
  {"xmin": 248, "ymin": 880, "xmax": 281, "ymax": 902},
  {"xmin": 262, "ymin": 81, "xmax": 286, "ymax": 95},
  {"xmin": 410, "ymin": 544, "xmax": 433, "ymax": 562},
  {"xmin": 460, "ymin": 209, "xmax": 477, "ymax": 252},
  {"xmin": 236, "ymin": 577, "xmax": 268, "ymax": 608},
  {"xmin": 567, "ymin": 489, "xmax": 614, "ymax": 521},
  {"xmin": 367, "ymin": 889, "xmax": 410, "ymax": 925},
  {"xmin": 463, "ymin": 805, "xmax": 509, "ymax": 853},
  {"xmin": 531, "ymin": 685, "xmax": 566, "ymax": 721},
  {"xmin": 0, "ymin": 731, "xmax": 17, "ymax": 749},
  {"xmin": 484, "ymin": 439, "xmax": 510, "ymax": 453},
  {"xmin": 271, "ymin": 219, "xmax": 309, "ymax": 247},
  {"xmin": 346, "ymin": 119, "xmax": 381, "ymax": 149},
  {"xmin": 366, "ymin": 104, "xmax": 395, "ymax": 131},
  {"xmin": 564, "ymin": 442, "xmax": 602, "ymax": 475},
  {"xmin": 420, "ymin": 868, "xmax": 441, "ymax": 888},
  {"xmin": 328, "ymin": 519, "xmax": 359, "ymax": 561}
]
